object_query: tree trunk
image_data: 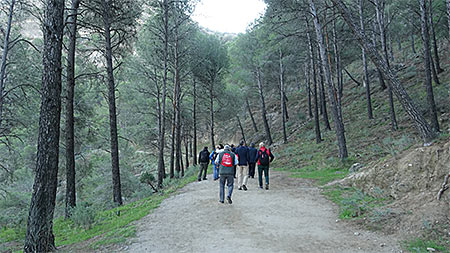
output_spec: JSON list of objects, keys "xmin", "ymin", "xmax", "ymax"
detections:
[
  {"xmin": 256, "ymin": 68, "xmax": 272, "ymax": 145},
  {"xmin": 428, "ymin": 0, "xmax": 444, "ymax": 73},
  {"xmin": 0, "ymin": 0, "xmax": 15, "ymax": 131},
  {"xmin": 192, "ymin": 79, "xmax": 197, "ymax": 166},
  {"xmin": 420, "ymin": 0, "xmax": 440, "ymax": 132},
  {"xmin": 309, "ymin": 0, "xmax": 348, "ymax": 159},
  {"xmin": 375, "ymin": 0, "xmax": 398, "ymax": 131},
  {"xmin": 411, "ymin": 32, "xmax": 416, "ymax": 54},
  {"xmin": 179, "ymin": 138, "xmax": 184, "ymax": 176},
  {"xmin": 387, "ymin": 12, "xmax": 394, "ymax": 63},
  {"xmin": 359, "ymin": 0, "xmax": 374, "ymax": 119},
  {"xmin": 65, "ymin": 0, "xmax": 81, "ymax": 219},
  {"xmin": 279, "ymin": 49, "xmax": 287, "ymax": 143},
  {"xmin": 246, "ymin": 98, "xmax": 258, "ymax": 133},
  {"xmin": 184, "ymin": 134, "xmax": 189, "ymax": 170},
  {"xmin": 169, "ymin": 109, "xmax": 175, "ymax": 178},
  {"xmin": 373, "ymin": 21, "xmax": 387, "ymax": 90},
  {"xmin": 157, "ymin": 0, "xmax": 169, "ymax": 187},
  {"xmin": 305, "ymin": 63, "xmax": 313, "ymax": 119},
  {"xmin": 174, "ymin": 29, "xmax": 182, "ymax": 178},
  {"xmin": 24, "ymin": 0, "xmax": 64, "ymax": 251},
  {"xmin": 447, "ymin": 0, "xmax": 450, "ymax": 38},
  {"xmin": 332, "ymin": 13, "xmax": 343, "ymax": 123},
  {"xmin": 331, "ymin": 0, "xmax": 436, "ymax": 144},
  {"xmin": 306, "ymin": 17, "xmax": 322, "ymax": 144},
  {"xmin": 104, "ymin": 11, "xmax": 122, "ymax": 206},
  {"xmin": 236, "ymin": 116, "xmax": 246, "ymax": 143},
  {"xmin": 209, "ymin": 80, "xmax": 215, "ymax": 150},
  {"xmin": 317, "ymin": 47, "xmax": 331, "ymax": 131}
]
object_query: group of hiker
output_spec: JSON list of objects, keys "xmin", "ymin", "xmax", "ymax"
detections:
[{"xmin": 197, "ymin": 141, "xmax": 275, "ymax": 204}]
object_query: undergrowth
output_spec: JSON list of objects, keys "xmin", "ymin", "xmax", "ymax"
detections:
[{"xmin": 0, "ymin": 166, "xmax": 198, "ymax": 252}]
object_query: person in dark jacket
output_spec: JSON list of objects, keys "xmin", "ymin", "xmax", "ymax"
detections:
[
  {"xmin": 247, "ymin": 142, "xmax": 258, "ymax": 178},
  {"xmin": 231, "ymin": 144, "xmax": 237, "ymax": 178},
  {"xmin": 236, "ymin": 140, "xmax": 250, "ymax": 190},
  {"xmin": 215, "ymin": 145, "xmax": 238, "ymax": 204},
  {"xmin": 255, "ymin": 142, "xmax": 275, "ymax": 190},
  {"xmin": 198, "ymin": 147, "xmax": 210, "ymax": 181}
]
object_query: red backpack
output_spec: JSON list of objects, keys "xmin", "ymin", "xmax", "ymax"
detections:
[{"xmin": 221, "ymin": 152, "xmax": 233, "ymax": 167}]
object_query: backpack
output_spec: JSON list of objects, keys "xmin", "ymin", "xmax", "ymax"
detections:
[
  {"xmin": 259, "ymin": 149, "xmax": 270, "ymax": 166},
  {"xmin": 200, "ymin": 151, "xmax": 209, "ymax": 162},
  {"xmin": 221, "ymin": 152, "xmax": 233, "ymax": 167}
]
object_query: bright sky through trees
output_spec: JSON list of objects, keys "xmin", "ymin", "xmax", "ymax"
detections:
[{"xmin": 192, "ymin": 0, "xmax": 267, "ymax": 34}]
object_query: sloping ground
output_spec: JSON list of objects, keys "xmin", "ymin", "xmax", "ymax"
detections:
[{"xmin": 339, "ymin": 139, "xmax": 450, "ymax": 242}]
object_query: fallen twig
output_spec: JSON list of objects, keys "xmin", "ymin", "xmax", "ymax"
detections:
[{"xmin": 437, "ymin": 173, "xmax": 449, "ymax": 200}]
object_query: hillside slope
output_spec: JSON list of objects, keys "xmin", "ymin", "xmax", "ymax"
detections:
[{"xmin": 217, "ymin": 41, "xmax": 450, "ymax": 250}]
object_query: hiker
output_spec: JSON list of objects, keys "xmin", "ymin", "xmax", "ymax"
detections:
[
  {"xmin": 197, "ymin": 147, "xmax": 210, "ymax": 181},
  {"xmin": 215, "ymin": 145, "xmax": 238, "ymax": 204},
  {"xmin": 210, "ymin": 144, "xmax": 223, "ymax": 181},
  {"xmin": 231, "ymin": 144, "xmax": 237, "ymax": 178},
  {"xmin": 236, "ymin": 140, "xmax": 250, "ymax": 190},
  {"xmin": 255, "ymin": 142, "xmax": 274, "ymax": 190},
  {"xmin": 248, "ymin": 142, "xmax": 258, "ymax": 178}
]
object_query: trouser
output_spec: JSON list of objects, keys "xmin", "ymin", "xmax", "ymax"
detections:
[
  {"xmin": 198, "ymin": 162, "xmax": 208, "ymax": 180},
  {"xmin": 248, "ymin": 163, "xmax": 256, "ymax": 178},
  {"xmin": 237, "ymin": 165, "xmax": 249, "ymax": 187},
  {"xmin": 258, "ymin": 165, "xmax": 269, "ymax": 187},
  {"xmin": 233, "ymin": 165, "xmax": 237, "ymax": 178},
  {"xmin": 213, "ymin": 164, "xmax": 219, "ymax": 180},
  {"xmin": 219, "ymin": 175, "xmax": 234, "ymax": 202}
]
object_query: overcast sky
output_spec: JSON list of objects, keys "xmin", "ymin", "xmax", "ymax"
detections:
[{"xmin": 192, "ymin": 0, "xmax": 267, "ymax": 34}]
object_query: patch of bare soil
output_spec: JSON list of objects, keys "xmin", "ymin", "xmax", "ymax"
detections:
[
  {"xmin": 340, "ymin": 139, "xmax": 450, "ymax": 243},
  {"xmin": 112, "ymin": 171, "xmax": 402, "ymax": 252}
]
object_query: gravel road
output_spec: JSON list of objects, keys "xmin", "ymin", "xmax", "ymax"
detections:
[{"xmin": 125, "ymin": 171, "xmax": 402, "ymax": 253}]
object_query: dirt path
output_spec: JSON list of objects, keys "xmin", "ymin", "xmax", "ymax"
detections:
[{"xmin": 124, "ymin": 171, "xmax": 402, "ymax": 253}]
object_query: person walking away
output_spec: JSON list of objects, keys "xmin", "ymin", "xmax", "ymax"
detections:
[
  {"xmin": 255, "ymin": 142, "xmax": 274, "ymax": 190},
  {"xmin": 215, "ymin": 145, "xmax": 238, "ymax": 204},
  {"xmin": 210, "ymin": 144, "xmax": 223, "ymax": 180},
  {"xmin": 198, "ymin": 147, "xmax": 210, "ymax": 181},
  {"xmin": 248, "ymin": 142, "xmax": 258, "ymax": 178},
  {"xmin": 231, "ymin": 144, "xmax": 237, "ymax": 178},
  {"xmin": 236, "ymin": 140, "xmax": 250, "ymax": 190}
]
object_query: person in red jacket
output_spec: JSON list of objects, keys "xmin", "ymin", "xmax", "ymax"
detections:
[{"xmin": 255, "ymin": 142, "xmax": 274, "ymax": 190}]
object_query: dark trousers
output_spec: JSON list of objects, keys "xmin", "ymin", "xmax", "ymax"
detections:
[
  {"xmin": 219, "ymin": 175, "xmax": 234, "ymax": 202},
  {"xmin": 198, "ymin": 162, "xmax": 208, "ymax": 180},
  {"xmin": 258, "ymin": 165, "xmax": 269, "ymax": 187},
  {"xmin": 248, "ymin": 163, "xmax": 256, "ymax": 178}
]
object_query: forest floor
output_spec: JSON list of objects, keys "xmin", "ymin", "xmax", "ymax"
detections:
[{"xmin": 103, "ymin": 171, "xmax": 403, "ymax": 253}]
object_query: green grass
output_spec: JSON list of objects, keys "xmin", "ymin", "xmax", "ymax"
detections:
[
  {"xmin": 322, "ymin": 186, "xmax": 387, "ymax": 220},
  {"xmin": 1, "ymin": 171, "xmax": 198, "ymax": 252},
  {"xmin": 289, "ymin": 166, "xmax": 348, "ymax": 185},
  {"xmin": 55, "ymin": 172, "xmax": 197, "ymax": 249},
  {"xmin": 406, "ymin": 238, "xmax": 449, "ymax": 253}
]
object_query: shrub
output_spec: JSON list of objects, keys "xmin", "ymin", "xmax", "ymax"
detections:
[{"xmin": 70, "ymin": 202, "xmax": 96, "ymax": 229}]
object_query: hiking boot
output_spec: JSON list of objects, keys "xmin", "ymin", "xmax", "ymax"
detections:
[
  {"xmin": 242, "ymin": 185, "xmax": 248, "ymax": 191},
  {"xmin": 219, "ymin": 200, "xmax": 224, "ymax": 203},
  {"xmin": 259, "ymin": 185, "xmax": 263, "ymax": 189},
  {"xmin": 227, "ymin": 196, "xmax": 232, "ymax": 204},
  {"xmin": 238, "ymin": 187, "xmax": 242, "ymax": 190},
  {"xmin": 265, "ymin": 184, "xmax": 269, "ymax": 190},
  {"xmin": 203, "ymin": 177, "xmax": 207, "ymax": 180},
  {"xmin": 198, "ymin": 179, "xmax": 201, "ymax": 182}
]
